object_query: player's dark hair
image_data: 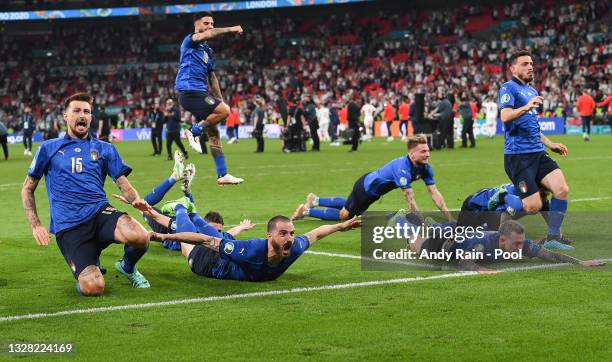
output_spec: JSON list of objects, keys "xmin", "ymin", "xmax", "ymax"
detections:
[
  {"xmin": 193, "ymin": 11, "xmax": 213, "ymax": 22},
  {"xmin": 267, "ymin": 215, "xmax": 291, "ymax": 232},
  {"xmin": 498, "ymin": 220, "xmax": 525, "ymax": 237},
  {"xmin": 407, "ymin": 134, "xmax": 428, "ymax": 150},
  {"xmin": 508, "ymin": 50, "xmax": 532, "ymax": 65},
  {"xmin": 204, "ymin": 211, "xmax": 224, "ymax": 226},
  {"xmin": 64, "ymin": 92, "xmax": 94, "ymax": 109}
]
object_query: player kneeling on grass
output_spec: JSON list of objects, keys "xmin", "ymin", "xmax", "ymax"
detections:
[
  {"xmin": 21, "ymin": 93, "xmax": 152, "ymax": 296},
  {"xmin": 292, "ymin": 134, "xmax": 452, "ymax": 222},
  {"xmin": 148, "ymin": 212, "xmax": 361, "ymax": 282},
  {"xmin": 397, "ymin": 216, "xmax": 605, "ymax": 272},
  {"xmin": 113, "ymin": 150, "xmax": 255, "ymax": 251}
]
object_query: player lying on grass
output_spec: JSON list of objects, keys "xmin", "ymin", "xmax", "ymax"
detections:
[
  {"xmin": 113, "ymin": 150, "xmax": 253, "ymax": 251},
  {"xmin": 22, "ymin": 92, "xmax": 152, "ymax": 296},
  {"xmin": 291, "ymin": 134, "xmax": 452, "ymax": 222},
  {"xmin": 457, "ymin": 184, "xmax": 573, "ymax": 251},
  {"xmin": 146, "ymin": 213, "xmax": 361, "ymax": 281},
  {"xmin": 394, "ymin": 215, "xmax": 605, "ymax": 272}
]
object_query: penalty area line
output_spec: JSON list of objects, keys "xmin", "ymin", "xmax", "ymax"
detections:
[{"xmin": 2, "ymin": 259, "xmax": 610, "ymax": 323}]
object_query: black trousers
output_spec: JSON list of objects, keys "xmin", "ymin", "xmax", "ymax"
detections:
[
  {"xmin": 0, "ymin": 134, "xmax": 7, "ymax": 159},
  {"xmin": 309, "ymin": 123, "xmax": 319, "ymax": 151},
  {"xmin": 439, "ymin": 118, "xmax": 454, "ymax": 149},
  {"xmin": 151, "ymin": 130, "xmax": 162, "ymax": 154},
  {"xmin": 461, "ymin": 119, "xmax": 475, "ymax": 147},
  {"xmin": 23, "ymin": 131, "xmax": 33, "ymax": 150},
  {"xmin": 349, "ymin": 122, "xmax": 360, "ymax": 151},
  {"xmin": 254, "ymin": 124, "xmax": 264, "ymax": 152},
  {"xmin": 166, "ymin": 131, "xmax": 186, "ymax": 157}
]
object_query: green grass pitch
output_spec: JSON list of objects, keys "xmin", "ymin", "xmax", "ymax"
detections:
[{"xmin": 0, "ymin": 135, "xmax": 611, "ymax": 360}]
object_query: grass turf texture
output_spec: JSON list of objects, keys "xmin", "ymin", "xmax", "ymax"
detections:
[{"xmin": 0, "ymin": 135, "xmax": 611, "ymax": 360}]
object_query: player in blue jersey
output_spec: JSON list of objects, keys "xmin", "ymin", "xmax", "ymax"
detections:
[
  {"xmin": 148, "ymin": 215, "xmax": 361, "ymax": 282},
  {"xmin": 176, "ymin": 11, "xmax": 244, "ymax": 185},
  {"xmin": 399, "ymin": 218, "xmax": 605, "ymax": 272},
  {"xmin": 498, "ymin": 50, "xmax": 571, "ymax": 245},
  {"xmin": 21, "ymin": 93, "xmax": 152, "ymax": 296},
  {"xmin": 291, "ymin": 134, "xmax": 452, "ymax": 222}
]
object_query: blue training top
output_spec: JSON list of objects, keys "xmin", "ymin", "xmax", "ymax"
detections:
[
  {"xmin": 498, "ymin": 77, "xmax": 544, "ymax": 154},
  {"xmin": 28, "ymin": 134, "xmax": 132, "ymax": 234},
  {"xmin": 175, "ymin": 34, "xmax": 216, "ymax": 92},
  {"xmin": 212, "ymin": 236, "xmax": 310, "ymax": 281},
  {"xmin": 364, "ymin": 156, "xmax": 435, "ymax": 197}
]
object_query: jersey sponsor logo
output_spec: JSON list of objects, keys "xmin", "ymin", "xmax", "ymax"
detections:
[
  {"xmin": 58, "ymin": 150, "xmax": 65, "ymax": 156},
  {"xmin": 518, "ymin": 181, "xmax": 528, "ymax": 194},
  {"xmin": 90, "ymin": 149, "xmax": 100, "ymax": 161},
  {"xmin": 399, "ymin": 177, "xmax": 408, "ymax": 186},
  {"xmin": 75, "ymin": 147, "xmax": 81, "ymax": 153},
  {"xmin": 224, "ymin": 242, "xmax": 235, "ymax": 254},
  {"xmin": 501, "ymin": 94, "xmax": 510, "ymax": 104}
]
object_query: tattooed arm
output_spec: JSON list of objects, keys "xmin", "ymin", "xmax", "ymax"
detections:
[
  {"xmin": 191, "ymin": 26, "xmax": 243, "ymax": 42},
  {"xmin": 115, "ymin": 175, "xmax": 149, "ymax": 212},
  {"xmin": 21, "ymin": 175, "xmax": 50, "ymax": 246},
  {"xmin": 150, "ymin": 231, "xmax": 221, "ymax": 251},
  {"xmin": 536, "ymin": 248, "xmax": 606, "ymax": 267}
]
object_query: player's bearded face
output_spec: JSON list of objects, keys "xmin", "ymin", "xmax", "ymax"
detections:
[
  {"xmin": 270, "ymin": 222, "xmax": 295, "ymax": 257},
  {"xmin": 512, "ymin": 56, "xmax": 534, "ymax": 83},
  {"xmin": 64, "ymin": 100, "xmax": 92, "ymax": 139}
]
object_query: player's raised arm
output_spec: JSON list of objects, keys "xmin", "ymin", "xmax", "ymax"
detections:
[
  {"xmin": 115, "ymin": 176, "xmax": 149, "ymax": 212},
  {"xmin": 21, "ymin": 175, "xmax": 50, "ymax": 246},
  {"xmin": 192, "ymin": 25, "xmax": 243, "ymax": 42},
  {"xmin": 500, "ymin": 95, "xmax": 543, "ymax": 123},
  {"xmin": 536, "ymin": 248, "xmax": 606, "ymax": 267},
  {"xmin": 426, "ymin": 184, "xmax": 452, "ymax": 221},
  {"xmin": 304, "ymin": 217, "xmax": 362, "ymax": 246}
]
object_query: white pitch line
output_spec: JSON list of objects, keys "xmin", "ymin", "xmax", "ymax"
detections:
[{"xmin": 2, "ymin": 258, "xmax": 610, "ymax": 323}]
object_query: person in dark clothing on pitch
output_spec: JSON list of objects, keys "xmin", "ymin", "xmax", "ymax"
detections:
[
  {"xmin": 457, "ymin": 94, "xmax": 475, "ymax": 148},
  {"xmin": 164, "ymin": 98, "xmax": 188, "ymax": 160},
  {"xmin": 252, "ymin": 96, "xmax": 266, "ymax": 153},
  {"xmin": 149, "ymin": 104, "xmax": 165, "ymax": 156},
  {"xmin": 347, "ymin": 97, "xmax": 361, "ymax": 152},
  {"xmin": 304, "ymin": 95, "xmax": 319, "ymax": 151}
]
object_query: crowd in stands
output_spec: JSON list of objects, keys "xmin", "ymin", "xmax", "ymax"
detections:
[{"xmin": 0, "ymin": 0, "xmax": 609, "ymax": 134}]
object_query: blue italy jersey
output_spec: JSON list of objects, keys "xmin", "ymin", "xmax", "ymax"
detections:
[
  {"xmin": 364, "ymin": 156, "xmax": 435, "ymax": 196},
  {"xmin": 28, "ymin": 135, "xmax": 132, "ymax": 233},
  {"xmin": 212, "ymin": 235, "xmax": 310, "ymax": 281},
  {"xmin": 450, "ymin": 231, "xmax": 540, "ymax": 261},
  {"xmin": 175, "ymin": 34, "xmax": 216, "ymax": 92},
  {"xmin": 498, "ymin": 78, "xmax": 544, "ymax": 154}
]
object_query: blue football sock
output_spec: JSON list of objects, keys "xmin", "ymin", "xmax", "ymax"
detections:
[
  {"xmin": 214, "ymin": 154, "xmax": 228, "ymax": 178},
  {"xmin": 308, "ymin": 207, "xmax": 341, "ymax": 221},
  {"xmin": 121, "ymin": 243, "xmax": 149, "ymax": 274},
  {"xmin": 144, "ymin": 177, "xmax": 176, "ymax": 206},
  {"xmin": 185, "ymin": 192, "xmax": 195, "ymax": 203},
  {"xmin": 175, "ymin": 204, "xmax": 197, "ymax": 233},
  {"xmin": 318, "ymin": 197, "xmax": 346, "ymax": 209},
  {"xmin": 191, "ymin": 213, "xmax": 223, "ymax": 238},
  {"xmin": 548, "ymin": 198, "xmax": 568, "ymax": 236},
  {"xmin": 504, "ymin": 194, "xmax": 524, "ymax": 213}
]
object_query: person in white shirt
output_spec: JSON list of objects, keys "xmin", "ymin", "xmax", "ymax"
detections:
[
  {"xmin": 316, "ymin": 101, "xmax": 331, "ymax": 142},
  {"xmin": 360, "ymin": 100, "xmax": 376, "ymax": 141},
  {"xmin": 482, "ymin": 97, "xmax": 498, "ymax": 138}
]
